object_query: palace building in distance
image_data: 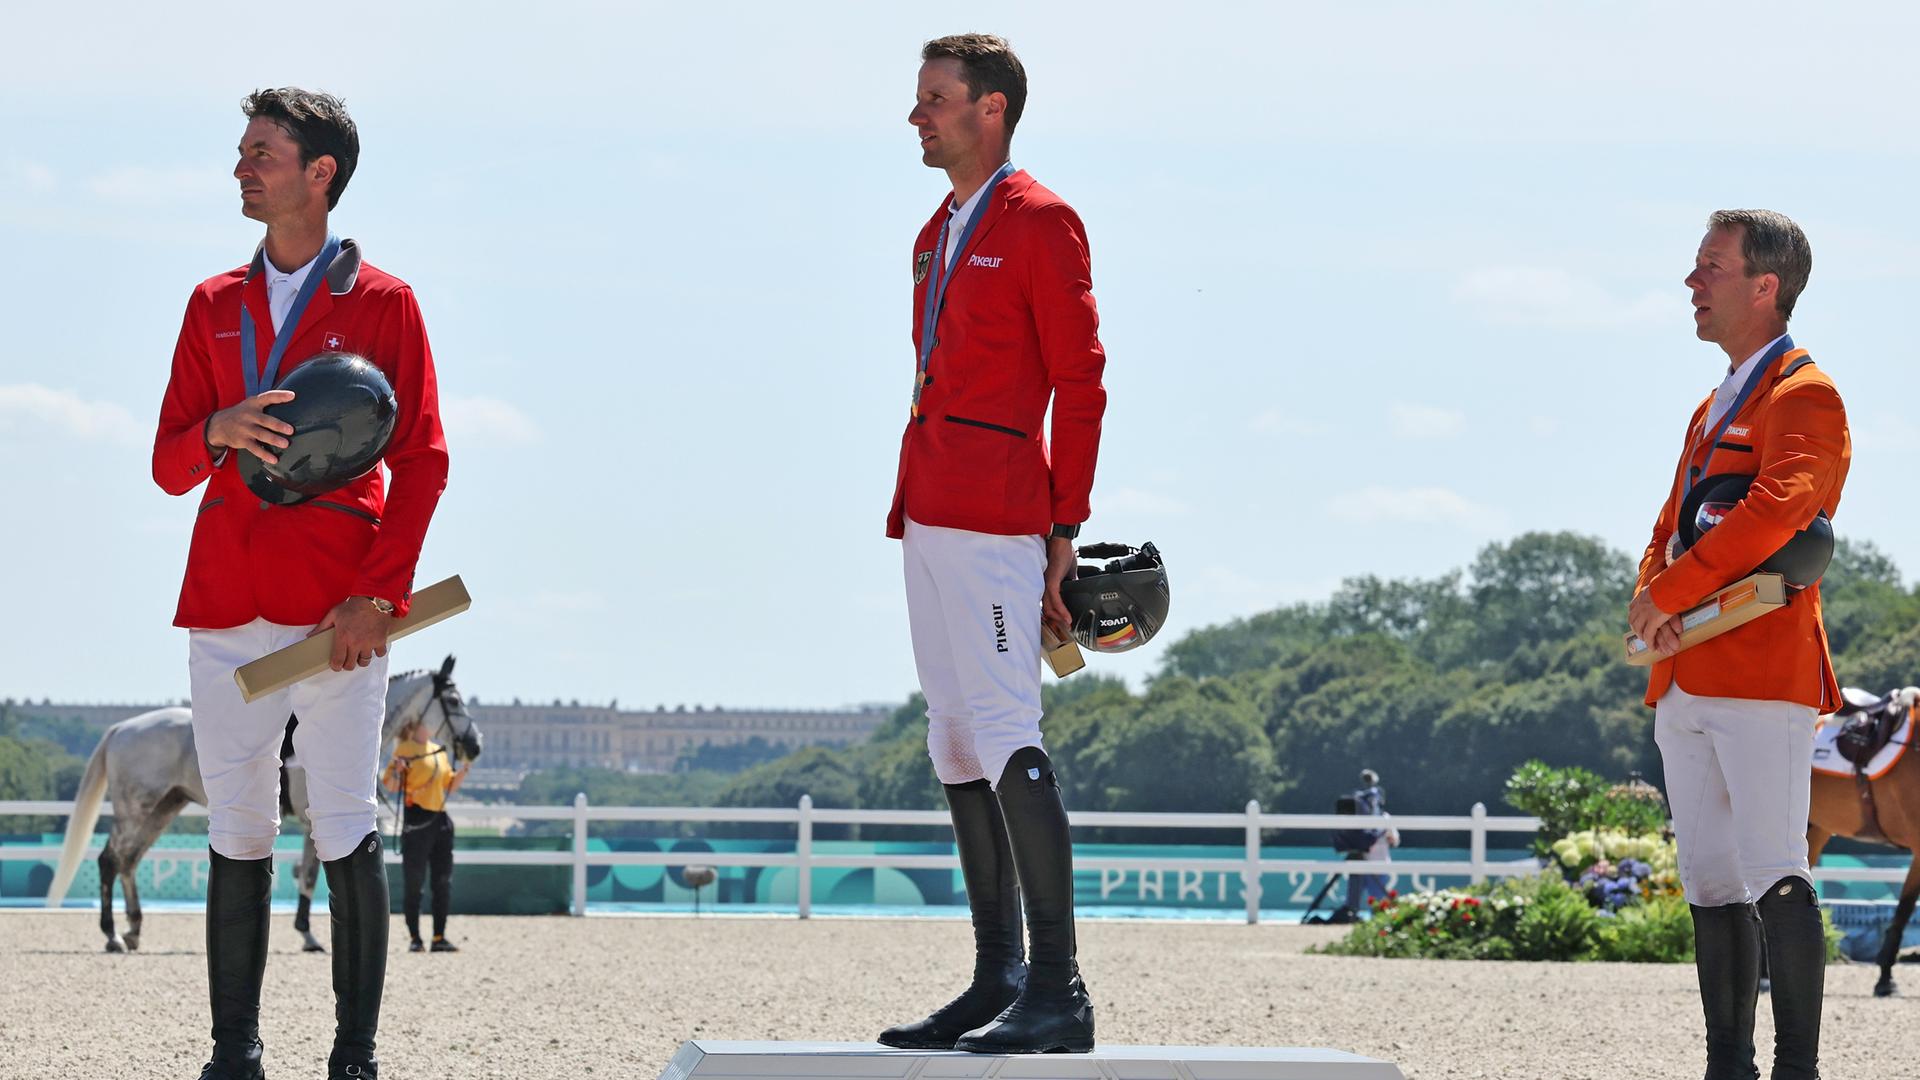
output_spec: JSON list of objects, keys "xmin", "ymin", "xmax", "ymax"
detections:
[{"xmin": 7, "ymin": 698, "xmax": 892, "ymax": 787}]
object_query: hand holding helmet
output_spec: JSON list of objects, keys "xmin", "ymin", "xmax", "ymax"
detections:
[
  {"xmin": 1059, "ymin": 540, "xmax": 1170, "ymax": 654},
  {"xmin": 206, "ymin": 389, "xmax": 298, "ymax": 465},
  {"xmin": 236, "ymin": 352, "xmax": 398, "ymax": 505}
]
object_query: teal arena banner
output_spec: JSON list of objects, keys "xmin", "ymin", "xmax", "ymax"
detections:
[{"xmin": 7, "ymin": 831, "xmax": 1908, "ymax": 916}]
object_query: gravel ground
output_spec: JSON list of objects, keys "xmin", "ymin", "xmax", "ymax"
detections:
[{"xmin": 5, "ymin": 911, "xmax": 1919, "ymax": 1079}]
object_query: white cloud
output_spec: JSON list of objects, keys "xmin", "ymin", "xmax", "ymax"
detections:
[
  {"xmin": 0, "ymin": 384, "xmax": 142, "ymax": 445},
  {"xmin": 441, "ymin": 396, "xmax": 540, "ymax": 447},
  {"xmin": 1326, "ymin": 485, "xmax": 1496, "ymax": 530},
  {"xmin": 1101, "ymin": 486, "xmax": 1190, "ymax": 516},
  {"xmin": 1249, "ymin": 410, "xmax": 1329, "ymax": 436},
  {"xmin": 1389, "ymin": 402, "xmax": 1465, "ymax": 439},
  {"xmin": 1453, "ymin": 266, "xmax": 1670, "ymax": 329},
  {"xmin": 86, "ymin": 166, "xmax": 208, "ymax": 206},
  {"xmin": 4, "ymin": 159, "xmax": 56, "ymax": 192}
]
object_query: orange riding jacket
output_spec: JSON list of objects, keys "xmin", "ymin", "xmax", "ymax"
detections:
[{"xmin": 1637, "ymin": 344, "xmax": 1850, "ymax": 710}]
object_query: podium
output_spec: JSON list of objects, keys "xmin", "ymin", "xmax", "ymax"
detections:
[{"xmin": 659, "ymin": 1042, "xmax": 1405, "ymax": 1080}]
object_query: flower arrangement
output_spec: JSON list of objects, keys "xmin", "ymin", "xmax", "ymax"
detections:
[
  {"xmin": 1552, "ymin": 829, "xmax": 1681, "ymax": 899},
  {"xmin": 1318, "ymin": 765, "xmax": 1844, "ymax": 963}
]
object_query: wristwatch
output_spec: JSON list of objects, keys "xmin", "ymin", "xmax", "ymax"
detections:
[
  {"xmin": 357, "ymin": 596, "xmax": 397, "ymax": 615},
  {"xmin": 1048, "ymin": 523, "xmax": 1081, "ymax": 541}
]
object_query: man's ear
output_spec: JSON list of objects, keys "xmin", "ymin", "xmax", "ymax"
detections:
[{"xmin": 310, "ymin": 153, "xmax": 337, "ymax": 191}]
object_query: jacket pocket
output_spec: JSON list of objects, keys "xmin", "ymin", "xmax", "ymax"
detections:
[
  {"xmin": 311, "ymin": 500, "xmax": 381, "ymax": 525},
  {"xmin": 197, "ymin": 496, "xmax": 225, "ymax": 516},
  {"xmin": 945, "ymin": 414, "xmax": 1027, "ymax": 439}
]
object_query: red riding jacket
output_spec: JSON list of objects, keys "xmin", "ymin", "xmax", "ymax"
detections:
[
  {"xmin": 152, "ymin": 240, "xmax": 449, "ymax": 628},
  {"xmin": 887, "ymin": 171, "xmax": 1107, "ymax": 539}
]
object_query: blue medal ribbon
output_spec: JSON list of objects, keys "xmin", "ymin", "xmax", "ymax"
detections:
[
  {"xmin": 240, "ymin": 234, "xmax": 342, "ymax": 398},
  {"xmin": 1683, "ymin": 334, "xmax": 1794, "ymax": 500},
  {"xmin": 912, "ymin": 163, "xmax": 1016, "ymax": 414}
]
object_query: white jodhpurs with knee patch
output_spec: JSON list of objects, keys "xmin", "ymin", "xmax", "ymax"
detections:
[
  {"xmin": 188, "ymin": 619, "xmax": 388, "ymax": 862},
  {"xmin": 1654, "ymin": 682, "xmax": 1817, "ymax": 906},
  {"xmin": 903, "ymin": 518, "xmax": 1046, "ymax": 788}
]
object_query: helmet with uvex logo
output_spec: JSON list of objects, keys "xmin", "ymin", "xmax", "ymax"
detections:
[
  {"xmin": 238, "ymin": 352, "xmax": 397, "ymax": 506},
  {"xmin": 1060, "ymin": 542, "xmax": 1170, "ymax": 654},
  {"xmin": 1670, "ymin": 472, "xmax": 1834, "ymax": 590}
]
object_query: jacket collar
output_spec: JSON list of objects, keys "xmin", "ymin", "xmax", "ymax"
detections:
[
  {"xmin": 239, "ymin": 237, "xmax": 361, "ymax": 362},
  {"xmin": 1692, "ymin": 343, "xmax": 1811, "ymax": 441},
  {"xmin": 930, "ymin": 169, "xmax": 1031, "ymax": 267}
]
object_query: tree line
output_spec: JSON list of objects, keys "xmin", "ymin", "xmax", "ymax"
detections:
[
  {"xmin": 7, "ymin": 532, "xmax": 1920, "ymax": 828},
  {"xmin": 704, "ymin": 532, "xmax": 1920, "ymax": 829}
]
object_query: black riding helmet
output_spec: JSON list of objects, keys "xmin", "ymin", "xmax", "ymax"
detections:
[
  {"xmin": 1060, "ymin": 541, "xmax": 1169, "ymax": 653},
  {"xmin": 1673, "ymin": 472, "xmax": 1834, "ymax": 590},
  {"xmin": 238, "ymin": 352, "xmax": 398, "ymax": 506}
]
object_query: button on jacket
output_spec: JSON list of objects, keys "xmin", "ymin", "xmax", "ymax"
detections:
[
  {"xmin": 153, "ymin": 240, "xmax": 449, "ymax": 628},
  {"xmin": 887, "ymin": 171, "xmax": 1107, "ymax": 539},
  {"xmin": 1637, "ymin": 347, "xmax": 1850, "ymax": 710}
]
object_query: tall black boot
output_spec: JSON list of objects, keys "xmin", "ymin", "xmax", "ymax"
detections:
[
  {"xmin": 878, "ymin": 780, "xmax": 1026, "ymax": 1049},
  {"xmin": 1757, "ymin": 876, "xmax": 1824, "ymax": 1080},
  {"xmin": 201, "ymin": 849, "xmax": 273, "ymax": 1080},
  {"xmin": 322, "ymin": 833, "xmax": 389, "ymax": 1079},
  {"xmin": 1691, "ymin": 902, "xmax": 1761, "ymax": 1080},
  {"xmin": 956, "ymin": 748, "xmax": 1094, "ymax": 1055}
]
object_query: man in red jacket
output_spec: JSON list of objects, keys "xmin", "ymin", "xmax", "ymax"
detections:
[
  {"xmin": 879, "ymin": 34, "xmax": 1105, "ymax": 1056},
  {"xmin": 152, "ymin": 88, "xmax": 448, "ymax": 1080}
]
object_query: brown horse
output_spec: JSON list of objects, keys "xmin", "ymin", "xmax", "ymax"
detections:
[{"xmin": 1807, "ymin": 685, "xmax": 1920, "ymax": 998}]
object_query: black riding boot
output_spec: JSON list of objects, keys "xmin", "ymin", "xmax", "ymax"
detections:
[
  {"xmin": 1757, "ymin": 876, "xmax": 1824, "ymax": 1080},
  {"xmin": 1691, "ymin": 902, "xmax": 1761, "ymax": 1080},
  {"xmin": 879, "ymin": 780, "xmax": 1026, "ymax": 1049},
  {"xmin": 201, "ymin": 850, "xmax": 273, "ymax": 1080},
  {"xmin": 956, "ymin": 748, "xmax": 1094, "ymax": 1055},
  {"xmin": 322, "ymin": 833, "xmax": 389, "ymax": 1079}
]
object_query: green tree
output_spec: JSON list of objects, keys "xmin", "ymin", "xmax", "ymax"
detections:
[
  {"xmin": 718, "ymin": 746, "xmax": 863, "ymax": 838},
  {"xmin": 1065, "ymin": 676, "xmax": 1274, "ymax": 815},
  {"xmin": 1460, "ymin": 532, "xmax": 1633, "ymax": 667}
]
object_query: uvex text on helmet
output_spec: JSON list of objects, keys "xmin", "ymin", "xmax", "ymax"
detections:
[{"xmin": 1059, "ymin": 542, "xmax": 1170, "ymax": 654}]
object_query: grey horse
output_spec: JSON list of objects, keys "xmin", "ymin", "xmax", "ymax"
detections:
[{"xmin": 44, "ymin": 656, "xmax": 481, "ymax": 953}]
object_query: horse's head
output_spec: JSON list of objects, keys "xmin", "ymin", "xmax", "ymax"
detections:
[{"xmin": 387, "ymin": 655, "xmax": 483, "ymax": 763}]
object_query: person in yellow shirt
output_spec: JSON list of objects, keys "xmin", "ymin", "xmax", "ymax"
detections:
[{"xmin": 382, "ymin": 716, "xmax": 468, "ymax": 952}]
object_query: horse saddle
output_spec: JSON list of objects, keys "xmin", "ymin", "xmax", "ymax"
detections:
[{"xmin": 1834, "ymin": 688, "xmax": 1903, "ymax": 771}]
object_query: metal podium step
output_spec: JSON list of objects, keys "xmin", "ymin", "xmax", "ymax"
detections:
[{"xmin": 659, "ymin": 1041, "xmax": 1405, "ymax": 1080}]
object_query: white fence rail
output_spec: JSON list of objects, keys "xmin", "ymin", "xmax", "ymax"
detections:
[{"xmin": 2, "ymin": 797, "xmax": 1905, "ymax": 923}]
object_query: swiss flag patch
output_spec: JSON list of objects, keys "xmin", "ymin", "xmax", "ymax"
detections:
[{"xmin": 323, "ymin": 332, "xmax": 345, "ymax": 350}]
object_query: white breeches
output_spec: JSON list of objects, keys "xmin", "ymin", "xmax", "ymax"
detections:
[
  {"xmin": 188, "ymin": 619, "xmax": 387, "ymax": 862},
  {"xmin": 1654, "ymin": 682, "xmax": 1817, "ymax": 906},
  {"xmin": 903, "ymin": 518, "xmax": 1046, "ymax": 788}
]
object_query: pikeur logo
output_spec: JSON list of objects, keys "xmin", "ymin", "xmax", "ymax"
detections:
[
  {"xmin": 991, "ymin": 603, "xmax": 1009, "ymax": 653},
  {"xmin": 967, "ymin": 254, "xmax": 1003, "ymax": 269}
]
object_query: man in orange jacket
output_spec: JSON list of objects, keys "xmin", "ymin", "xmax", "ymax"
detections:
[
  {"xmin": 1630, "ymin": 209, "xmax": 1848, "ymax": 1080},
  {"xmin": 879, "ymin": 34, "xmax": 1105, "ymax": 1057}
]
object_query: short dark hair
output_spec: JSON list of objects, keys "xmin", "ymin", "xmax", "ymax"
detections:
[
  {"xmin": 1708, "ymin": 208, "xmax": 1812, "ymax": 321},
  {"xmin": 242, "ymin": 88, "xmax": 359, "ymax": 210},
  {"xmin": 922, "ymin": 34, "xmax": 1027, "ymax": 139}
]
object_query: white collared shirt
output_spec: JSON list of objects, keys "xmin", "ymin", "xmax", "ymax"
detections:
[
  {"xmin": 1706, "ymin": 332, "xmax": 1789, "ymax": 430},
  {"xmin": 943, "ymin": 164, "xmax": 1012, "ymax": 270},
  {"xmin": 262, "ymin": 248, "xmax": 322, "ymax": 334}
]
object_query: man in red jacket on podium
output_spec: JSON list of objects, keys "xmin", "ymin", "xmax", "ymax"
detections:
[
  {"xmin": 151, "ymin": 88, "xmax": 448, "ymax": 1080},
  {"xmin": 880, "ymin": 34, "xmax": 1106, "ymax": 1056}
]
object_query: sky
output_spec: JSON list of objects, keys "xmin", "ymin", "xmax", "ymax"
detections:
[{"xmin": 3, "ymin": 2, "xmax": 1918, "ymax": 711}]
